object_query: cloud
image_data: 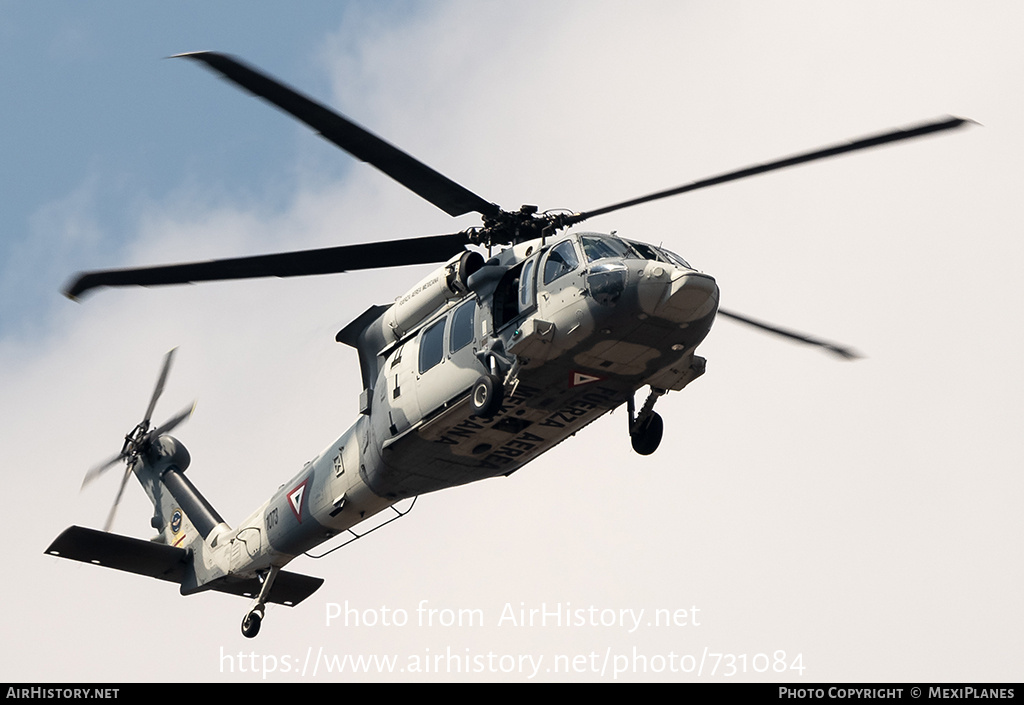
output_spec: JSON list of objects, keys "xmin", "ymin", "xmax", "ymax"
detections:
[{"xmin": 4, "ymin": 0, "xmax": 1023, "ymax": 682}]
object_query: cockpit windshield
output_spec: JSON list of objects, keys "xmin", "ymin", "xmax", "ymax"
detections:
[
  {"xmin": 655, "ymin": 246, "xmax": 693, "ymax": 270},
  {"xmin": 625, "ymin": 239, "xmax": 693, "ymax": 270},
  {"xmin": 580, "ymin": 235, "xmax": 637, "ymax": 263},
  {"xmin": 576, "ymin": 233, "xmax": 694, "ymax": 270}
]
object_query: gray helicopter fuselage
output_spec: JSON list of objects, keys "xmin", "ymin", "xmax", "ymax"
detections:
[{"xmin": 244, "ymin": 231, "xmax": 718, "ymax": 566}]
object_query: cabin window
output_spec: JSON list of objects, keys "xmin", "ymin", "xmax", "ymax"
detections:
[
  {"xmin": 449, "ymin": 300, "xmax": 475, "ymax": 353},
  {"xmin": 418, "ymin": 319, "xmax": 446, "ymax": 373},
  {"xmin": 543, "ymin": 239, "xmax": 580, "ymax": 284}
]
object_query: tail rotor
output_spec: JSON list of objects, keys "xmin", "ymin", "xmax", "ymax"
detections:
[{"xmin": 80, "ymin": 348, "xmax": 195, "ymax": 531}]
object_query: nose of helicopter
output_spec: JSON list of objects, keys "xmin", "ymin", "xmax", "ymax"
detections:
[{"xmin": 640, "ymin": 267, "xmax": 719, "ymax": 323}]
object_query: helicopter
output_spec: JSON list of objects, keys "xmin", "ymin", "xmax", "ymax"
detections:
[{"xmin": 44, "ymin": 51, "xmax": 969, "ymax": 638}]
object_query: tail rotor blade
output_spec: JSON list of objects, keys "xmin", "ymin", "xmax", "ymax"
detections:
[
  {"xmin": 81, "ymin": 452, "xmax": 127, "ymax": 489},
  {"xmin": 143, "ymin": 348, "xmax": 176, "ymax": 427},
  {"xmin": 103, "ymin": 466, "xmax": 133, "ymax": 532},
  {"xmin": 146, "ymin": 402, "xmax": 196, "ymax": 442}
]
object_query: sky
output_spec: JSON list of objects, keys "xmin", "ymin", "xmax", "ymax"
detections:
[{"xmin": 2, "ymin": 0, "xmax": 1022, "ymax": 683}]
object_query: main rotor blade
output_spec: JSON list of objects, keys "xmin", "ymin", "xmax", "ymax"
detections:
[
  {"xmin": 572, "ymin": 116, "xmax": 972, "ymax": 222},
  {"xmin": 174, "ymin": 51, "xmax": 500, "ymax": 219},
  {"xmin": 718, "ymin": 308, "xmax": 860, "ymax": 360},
  {"xmin": 64, "ymin": 231, "xmax": 471, "ymax": 300}
]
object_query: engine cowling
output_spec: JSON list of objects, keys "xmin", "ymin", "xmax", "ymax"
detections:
[{"xmin": 382, "ymin": 250, "xmax": 483, "ymax": 339}]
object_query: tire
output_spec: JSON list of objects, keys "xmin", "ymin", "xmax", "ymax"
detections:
[
  {"xmin": 630, "ymin": 412, "xmax": 664, "ymax": 456},
  {"xmin": 241, "ymin": 611, "xmax": 262, "ymax": 639},
  {"xmin": 471, "ymin": 374, "xmax": 503, "ymax": 419}
]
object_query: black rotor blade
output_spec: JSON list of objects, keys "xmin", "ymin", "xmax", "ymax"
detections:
[
  {"xmin": 81, "ymin": 452, "xmax": 127, "ymax": 489},
  {"xmin": 64, "ymin": 231, "xmax": 471, "ymax": 300},
  {"xmin": 175, "ymin": 51, "xmax": 500, "ymax": 219},
  {"xmin": 572, "ymin": 116, "xmax": 972, "ymax": 222},
  {"xmin": 718, "ymin": 308, "xmax": 860, "ymax": 360},
  {"xmin": 103, "ymin": 466, "xmax": 133, "ymax": 533},
  {"xmin": 145, "ymin": 402, "xmax": 196, "ymax": 443},
  {"xmin": 143, "ymin": 348, "xmax": 176, "ymax": 427}
]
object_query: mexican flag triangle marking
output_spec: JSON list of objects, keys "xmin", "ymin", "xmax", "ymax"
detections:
[
  {"xmin": 570, "ymin": 371, "xmax": 604, "ymax": 387},
  {"xmin": 288, "ymin": 480, "xmax": 308, "ymax": 522}
]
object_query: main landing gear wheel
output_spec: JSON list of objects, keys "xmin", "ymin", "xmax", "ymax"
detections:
[
  {"xmin": 471, "ymin": 373, "xmax": 503, "ymax": 419},
  {"xmin": 630, "ymin": 411, "xmax": 664, "ymax": 456},
  {"xmin": 241, "ymin": 609, "xmax": 263, "ymax": 638}
]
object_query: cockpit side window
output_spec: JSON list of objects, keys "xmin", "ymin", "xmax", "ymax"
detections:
[{"xmin": 542, "ymin": 239, "xmax": 581, "ymax": 284}]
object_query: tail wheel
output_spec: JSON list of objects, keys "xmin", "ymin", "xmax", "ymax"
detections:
[
  {"xmin": 471, "ymin": 374, "xmax": 503, "ymax": 419},
  {"xmin": 630, "ymin": 412, "xmax": 664, "ymax": 456},
  {"xmin": 241, "ymin": 610, "xmax": 262, "ymax": 638}
]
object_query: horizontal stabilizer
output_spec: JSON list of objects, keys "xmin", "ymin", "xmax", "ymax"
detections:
[
  {"xmin": 45, "ymin": 526, "xmax": 323, "ymax": 607},
  {"xmin": 45, "ymin": 525, "xmax": 188, "ymax": 583},
  {"xmin": 201, "ymin": 572, "xmax": 324, "ymax": 607}
]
